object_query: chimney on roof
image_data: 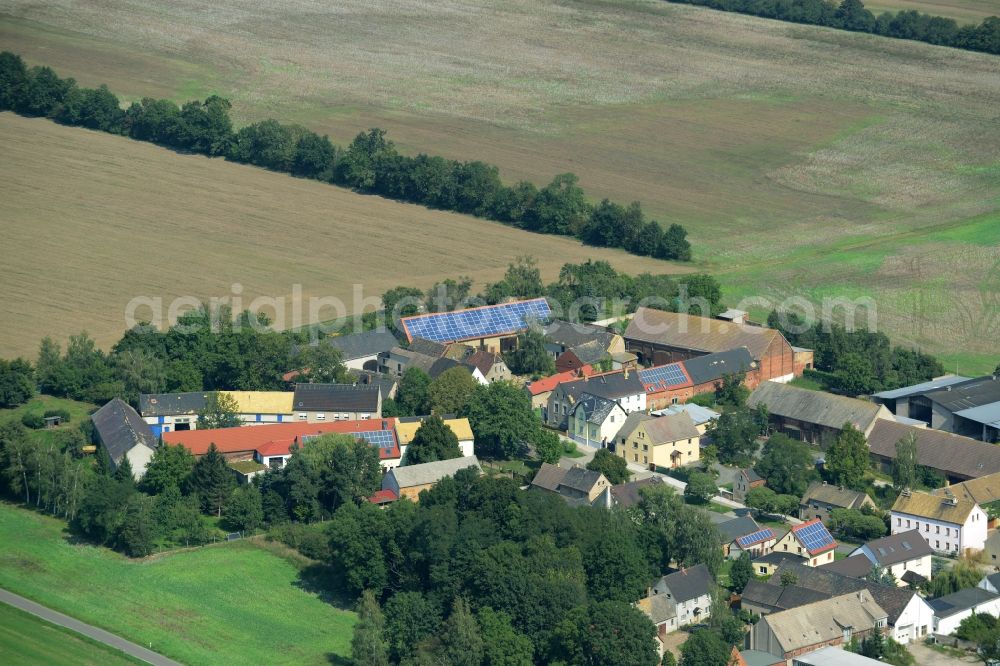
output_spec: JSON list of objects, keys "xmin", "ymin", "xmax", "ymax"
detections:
[
  {"xmin": 382, "ymin": 420, "xmax": 388, "ymax": 430},
  {"xmin": 623, "ymin": 367, "xmax": 629, "ymax": 379}
]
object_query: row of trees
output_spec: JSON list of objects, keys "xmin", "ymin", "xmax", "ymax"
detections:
[
  {"xmin": 0, "ymin": 52, "xmax": 693, "ymax": 262},
  {"xmin": 664, "ymin": 0, "xmax": 1000, "ymax": 55},
  {"xmin": 768, "ymin": 310, "xmax": 944, "ymax": 396}
]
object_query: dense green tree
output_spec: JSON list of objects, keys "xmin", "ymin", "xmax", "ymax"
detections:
[
  {"xmin": 352, "ymin": 589, "xmax": 390, "ymax": 666},
  {"xmin": 484, "ymin": 256, "xmax": 545, "ymax": 304},
  {"xmin": 892, "ymin": 432, "xmax": 918, "ymax": 490},
  {"xmin": 74, "ymin": 475, "xmax": 134, "ymax": 545},
  {"xmin": 707, "ymin": 406, "xmax": 767, "ymax": 466},
  {"xmin": 229, "ymin": 119, "xmax": 298, "ymax": 171},
  {"xmin": 925, "ymin": 559, "xmax": 983, "ymax": 598},
  {"xmin": 829, "ymin": 508, "xmax": 886, "ymax": 541},
  {"xmin": 20, "ymin": 66, "xmax": 73, "ymax": 117},
  {"xmin": 404, "ymin": 415, "xmax": 463, "ymax": 465},
  {"xmin": 462, "ymin": 381, "xmax": 537, "ymax": 459},
  {"xmin": 836, "ymin": 0, "xmax": 876, "ymax": 31},
  {"xmin": 547, "ymin": 601, "xmax": 659, "ymax": 666},
  {"xmin": 745, "ymin": 487, "xmax": 799, "ymax": 517},
  {"xmin": 779, "ymin": 570, "xmax": 799, "ymax": 587},
  {"xmin": 441, "ymin": 597, "xmax": 484, "ymax": 666},
  {"xmin": 381, "ymin": 286, "xmax": 425, "ymax": 328},
  {"xmin": 187, "ymin": 443, "xmax": 235, "ymax": 516},
  {"xmin": 425, "ymin": 277, "xmax": 473, "ymax": 313},
  {"xmin": 327, "ymin": 502, "xmax": 390, "ymax": 596},
  {"xmin": 525, "ymin": 173, "xmax": 590, "ymax": 236},
  {"xmin": 0, "ymin": 358, "xmax": 34, "ymax": 408},
  {"xmin": 532, "ymin": 427, "xmax": 563, "ymax": 465},
  {"xmin": 384, "ymin": 591, "xmax": 442, "ymax": 663},
  {"xmin": 477, "ymin": 607, "xmax": 533, "ymax": 666},
  {"xmin": 867, "ymin": 564, "xmax": 898, "ymax": 587},
  {"xmin": 583, "ymin": 521, "xmax": 650, "ymax": 603},
  {"xmin": 225, "ymin": 484, "xmax": 264, "ymax": 532},
  {"xmin": 505, "ymin": 327, "xmax": 555, "ymax": 376},
  {"xmin": 755, "ymin": 433, "xmax": 816, "ymax": 496},
  {"xmin": 428, "ymin": 366, "xmax": 478, "ymax": 415},
  {"xmin": 0, "ymin": 421, "xmax": 36, "ymax": 504},
  {"xmin": 197, "ymin": 392, "xmax": 243, "ymax": 429},
  {"xmin": 396, "ymin": 367, "xmax": 432, "ymax": 416},
  {"xmin": 684, "ymin": 471, "xmax": 718, "ymax": 504},
  {"xmin": 57, "ymin": 84, "xmax": 124, "ymax": 133},
  {"xmin": 112, "ymin": 349, "xmax": 165, "ymax": 405},
  {"xmin": 139, "ymin": 444, "xmax": 195, "ymax": 495},
  {"xmin": 292, "ymin": 131, "xmax": 337, "ymax": 179},
  {"xmin": 113, "ymin": 456, "xmax": 136, "ymax": 485},
  {"xmin": 672, "ymin": 505, "xmax": 723, "ymax": 576},
  {"xmin": 714, "ymin": 372, "xmax": 749, "ymax": 407},
  {"xmin": 680, "ymin": 628, "xmax": 730, "ymax": 666},
  {"xmin": 730, "ymin": 552, "xmax": 754, "ymax": 593},
  {"xmin": 292, "ymin": 342, "xmax": 349, "ymax": 384},
  {"xmin": 0, "ymin": 51, "xmax": 29, "ymax": 110},
  {"xmin": 118, "ymin": 493, "xmax": 157, "ymax": 557},
  {"xmin": 826, "ymin": 423, "xmax": 870, "ymax": 490},
  {"xmin": 587, "ymin": 448, "xmax": 630, "ymax": 485}
]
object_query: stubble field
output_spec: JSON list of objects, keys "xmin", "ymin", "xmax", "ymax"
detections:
[{"xmin": 0, "ymin": 0, "xmax": 998, "ymax": 370}]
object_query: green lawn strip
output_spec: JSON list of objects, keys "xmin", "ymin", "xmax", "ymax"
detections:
[
  {"xmin": 0, "ymin": 601, "xmax": 143, "ymax": 666},
  {"xmin": 0, "ymin": 503, "xmax": 354, "ymax": 665}
]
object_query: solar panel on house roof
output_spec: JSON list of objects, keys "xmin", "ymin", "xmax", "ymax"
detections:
[
  {"xmin": 352, "ymin": 430, "xmax": 395, "ymax": 449},
  {"xmin": 638, "ymin": 363, "xmax": 687, "ymax": 390},
  {"xmin": 401, "ymin": 299, "xmax": 550, "ymax": 343},
  {"xmin": 796, "ymin": 521, "xmax": 836, "ymax": 553},
  {"xmin": 735, "ymin": 528, "xmax": 775, "ymax": 548}
]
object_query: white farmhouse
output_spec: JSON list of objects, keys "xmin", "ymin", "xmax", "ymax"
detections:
[
  {"xmin": 850, "ymin": 530, "xmax": 933, "ymax": 587},
  {"xmin": 890, "ymin": 489, "xmax": 987, "ymax": 555}
]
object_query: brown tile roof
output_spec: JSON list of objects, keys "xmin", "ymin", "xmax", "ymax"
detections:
[
  {"xmin": 801, "ymin": 482, "xmax": 871, "ymax": 510},
  {"xmin": 642, "ymin": 412, "xmax": 700, "ymax": 445},
  {"xmin": 530, "ymin": 462, "xmax": 567, "ymax": 492},
  {"xmin": 892, "ymin": 489, "xmax": 976, "ymax": 524},
  {"xmin": 748, "ymin": 382, "xmax": 885, "ymax": 432},
  {"xmin": 867, "ymin": 419, "xmax": 1000, "ymax": 481},
  {"xmin": 624, "ymin": 307, "xmax": 780, "ymax": 360}
]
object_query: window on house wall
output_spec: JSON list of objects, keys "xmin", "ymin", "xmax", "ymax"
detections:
[
  {"xmin": 298, "ymin": 413, "xmax": 307, "ymax": 421},
  {"xmin": 316, "ymin": 413, "xmax": 326, "ymax": 421}
]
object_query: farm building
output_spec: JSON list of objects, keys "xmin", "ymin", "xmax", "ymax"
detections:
[
  {"xmin": 866, "ymin": 419, "xmax": 1000, "ymax": 483},
  {"xmin": 929, "ymin": 587, "xmax": 1000, "ymax": 636},
  {"xmin": 871, "ymin": 375, "xmax": 969, "ymax": 418},
  {"xmin": 543, "ymin": 319, "xmax": 624, "ymax": 368},
  {"xmin": 733, "ymin": 467, "xmax": 765, "ymax": 503},
  {"xmin": 91, "ymin": 398, "xmax": 158, "ymax": 479},
  {"xmin": 878, "ymin": 374, "xmax": 1000, "ymax": 442},
  {"xmin": 638, "ymin": 347, "xmax": 753, "ymax": 410},
  {"xmin": 398, "ymin": 298, "xmax": 550, "ymax": 353},
  {"xmin": 623, "ymin": 307, "xmax": 809, "ymax": 383},
  {"xmin": 381, "ymin": 455, "xmax": 481, "ymax": 501},
  {"xmin": 529, "ymin": 463, "xmax": 611, "ymax": 507},
  {"xmin": 393, "ymin": 416, "xmax": 475, "ymax": 459},
  {"xmin": 747, "ymin": 381, "xmax": 890, "ymax": 445},
  {"xmin": 323, "ymin": 329, "xmax": 400, "ymax": 371},
  {"xmin": 139, "ymin": 390, "xmax": 295, "ymax": 436},
  {"xmin": 847, "ymin": 530, "xmax": 933, "ymax": 587},
  {"xmin": 291, "ymin": 383, "xmax": 381, "ymax": 421}
]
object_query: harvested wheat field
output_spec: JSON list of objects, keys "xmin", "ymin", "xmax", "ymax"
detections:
[
  {"xmin": 0, "ymin": 114, "xmax": 677, "ymax": 358},
  {"xmin": 1, "ymin": 0, "xmax": 999, "ymax": 369}
]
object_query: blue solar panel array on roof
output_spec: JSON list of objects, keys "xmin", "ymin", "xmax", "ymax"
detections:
[
  {"xmin": 351, "ymin": 430, "xmax": 396, "ymax": 449},
  {"xmin": 796, "ymin": 521, "xmax": 836, "ymax": 553},
  {"xmin": 402, "ymin": 298, "xmax": 550, "ymax": 343},
  {"xmin": 736, "ymin": 528, "xmax": 775, "ymax": 548},
  {"xmin": 638, "ymin": 363, "xmax": 687, "ymax": 389}
]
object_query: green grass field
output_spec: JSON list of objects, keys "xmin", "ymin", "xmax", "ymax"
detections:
[
  {"xmin": 0, "ymin": 503, "xmax": 355, "ymax": 665},
  {"xmin": 0, "ymin": 602, "xmax": 143, "ymax": 665},
  {"xmin": 1, "ymin": 0, "xmax": 999, "ymax": 371}
]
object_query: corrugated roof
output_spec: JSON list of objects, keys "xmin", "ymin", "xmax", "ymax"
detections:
[
  {"xmin": 652, "ymin": 403, "xmax": 721, "ymax": 425},
  {"xmin": 924, "ymin": 376, "xmax": 1000, "ymax": 412},
  {"xmin": 928, "ymin": 587, "xmax": 1000, "ymax": 618},
  {"xmin": 867, "ymin": 419, "xmax": 1000, "ymax": 480},
  {"xmin": 892, "ymin": 489, "xmax": 976, "ymax": 524},
  {"xmin": 955, "ymin": 402, "xmax": 1000, "ymax": 427},
  {"xmin": 387, "ymin": 455, "xmax": 480, "ymax": 488},
  {"xmin": 748, "ymin": 382, "xmax": 883, "ymax": 432},
  {"xmin": 139, "ymin": 392, "xmax": 209, "ymax": 417},
  {"xmin": 292, "ymin": 383, "xmax": 380, "ymax": 412},
  {"xmin": 394, "ymin": 417, "xmax": 474, "ymax": 445},
  {"xmin": 872, "ymin": 375, "xmax": 970, "ymax": 400},
  {"xmin": 219, "ymin": 391, "xmax": 293, "ymax": 415},
  {"xmin": 624, "ymin": 307, "xmax": 780, "ymax": 360},
  {"xmin": 91, "ymin": 398, "xmax": 157, "ymax": 465}
]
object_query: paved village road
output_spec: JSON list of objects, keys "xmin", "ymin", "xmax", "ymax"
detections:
[{"xmin": 0, "ymin": 588, "xmax": 184, "ymax": 666}]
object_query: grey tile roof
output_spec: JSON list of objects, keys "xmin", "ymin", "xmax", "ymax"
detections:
[
  {"xmin": 637, "ymin": 594, "xmax": 677, "ymax": 625},
  {"xmin": 138, "ymin": 392, "xmax": 209, "ymax": 417},
  {"xmin": 741, "ymin": 579, "xmax": 828, "ymax": 611},
  {"xmin": 407, "ymin": 337, "xmax": 448, "ymax": 357},
  {"xmin": 861, "ymin": 530, "xmax": 932, "ymax": 566},
  {"xmin": 555, "ymin": 371, "xmax": 644, "ymax": 402},
  {"xmin": 613, "ymin": 411, "xmax": 656, "ymax": 443},
  {"xmin": 801, "ymin": 482, "xmax": 871, "ymax": 510},
  {"xmin": 656, "ymin": 564, "xmax": 714, "ymax": 603},
  {"xmin": 292, "ymin": 383, "xmax": 380, "ymax": 412},
  {"xmin": 560, "ymin": 466, "xmax": 606, "ymax": 494},
  {"xmin": 867, "ymin": 419, "xmax": 1000, "ymax": 480},
  {"xmin": 389, "ymin": 455, "xmax": 480, "ymax": 488},
  {"xmin": 573, "ymin": 393, "xmax": 619, "ymax": 425},
  {"xmin": 929, "ymin": 587, "xmax": 1000, "ymax": 618},
  {"xmin": 544, "ymin": 319, "xmax": 616, "ymax": 350},
  {"xmin": 92, "ymin": 398, "xmax": 158, "ymax": 465},
  {"xmin": 610, "ymin": 477, "xmax": 665, "ymax": 509},
  {"xmin": 955, "ymin": 402, "xmax": 1000, "ymax": 427},
  {"xmin": 567, "ymin": 340, "xmax": 612, "ymax": 365},
  {"xmin": 643, "ymin": 411, "xmax": 700, "ymax": 444},
  {"xmin": 743, "ymin": 468, "xmax": 763, "ymax": 484},
  {"xmin": 530, "ymin": 463, "xmax": 567, "ymax": 492},
  {"xmin": 326, "ymin": 329, "xmax": 400, "ymax": 361},
  {"xmin": 717, "ymin": 516, "xmax": 761, "ymax": 543},
  {"xmin": 683, "ymin": 347, "xmax": 754, "ymax": 386},
  {"xmin": 762, "ymin": 592, "xmax": 888, "ymax": 654},
  {"xmin": 818, "ymin": 555, "xmax": 874, "ymax": 579},
  {"xmin": 748, "ymin": 382, "xmax": 884, "ymax": 432}
]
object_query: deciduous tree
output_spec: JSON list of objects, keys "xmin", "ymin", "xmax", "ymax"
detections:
[
  {"xmin": 428, "ymin": 366, "xmax": 477, "ymax": 415},
  {"xmin": 404, "ymin": 415, "xmax": 463, "ymax": 465},
  {"xmin": 352, "ymin": 589, "xmax": 390, "ymax": 666},
  {"xmin": 826, "ymin": 423, "xmax": 870, "ymax": 490},
  {"xmin": 587, "ymin": 448, "xmax": 630, "ymax": 485}
]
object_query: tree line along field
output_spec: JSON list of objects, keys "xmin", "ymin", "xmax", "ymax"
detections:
[
  {"xmin": 0, "ymin": 113, "xmax": 675, "ymax": 359},
  {"xmin": 1, "ymin": 0, "xmax": 999, "ymax": 372},
  {"xmin": 863, "ymin": 0, "xmax": 999, "ymax": 24},
  {"xmin": 0, "ymin": 502, "xmax": 355, "ymax": 664}
]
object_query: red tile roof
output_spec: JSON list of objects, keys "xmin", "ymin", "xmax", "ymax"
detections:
[
  {"xmin": 369, "ymin": 489, "xmax": 398, "ymax": 505},
  {"xmin": 525, "ymin": 366, "xmax": 595, "ymax": 396},
  {"xmin": 163, "ymin": 418, "xmax": 398, "ymax": 458}
]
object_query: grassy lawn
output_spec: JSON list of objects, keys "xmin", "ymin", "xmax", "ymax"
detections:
[
  {"xmin": 0, "ymin": 602, "xmax": 143, "ymax": 665},
  {"xmin": 789, "ymin": 376, "xmax": 827, "ymax": 392},
  {"xmin": 0, "ymin": 503, "xmax": 355, "ymax": 665}
]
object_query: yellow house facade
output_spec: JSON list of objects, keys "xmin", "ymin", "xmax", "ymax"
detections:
[{"xmin": 617, "ymin": 412, "xmax": 700, "ymax": 469}]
